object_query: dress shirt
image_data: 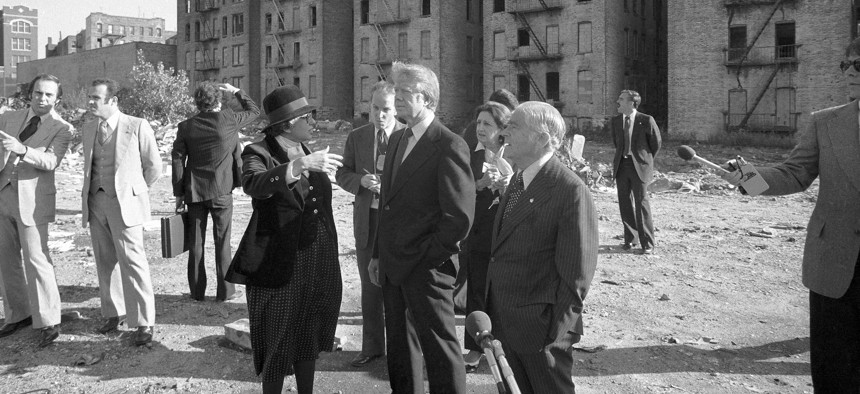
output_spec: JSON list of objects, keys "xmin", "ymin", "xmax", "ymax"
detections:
[
  {"xmin": 401, "ymin": 111, "xmax": 435, "ymax": 161},
  {"xmin": 21, "ymin": 109, "xmax": 52, "ymax": 135},
  {"xmin": 624, "ymin": 109, "xmax": 637, "ymax": 157},
  {"xmin": 522, "ymin": 151, "xmax": 553, "ymax": 190}
]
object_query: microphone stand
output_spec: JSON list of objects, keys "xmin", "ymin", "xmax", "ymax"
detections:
[{"xmin": 481, "ymin": 341, "xmax": 506, "ymax": 394}]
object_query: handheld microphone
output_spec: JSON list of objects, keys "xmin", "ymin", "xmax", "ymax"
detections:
[
  {"xmin": 492, "ymin": 339, "xmax": 521, "ymax": 394},
  {"xmin": 466, "ymin": 311, "xmax": 506, "ymax": 394},
  {"xmin": 676, "ymin": 145, "xmax": 728, "ymax": 174}
]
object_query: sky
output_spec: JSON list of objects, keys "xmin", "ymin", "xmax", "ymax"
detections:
[{"xmin": 9, "ymin": 0, "xmax": 177, "ymax": 59}]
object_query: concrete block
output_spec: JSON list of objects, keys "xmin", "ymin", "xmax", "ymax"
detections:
[{"xmin": 225, "ymin": 318, "xmax": 252, "ymax": 350}]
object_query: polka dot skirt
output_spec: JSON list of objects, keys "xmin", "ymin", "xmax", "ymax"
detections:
[{"xmin": 247, "ymin": 218, "xmax": 342, "ymax": 382}]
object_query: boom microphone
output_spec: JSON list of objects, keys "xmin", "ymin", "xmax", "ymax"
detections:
[
  {"xmin": 676, "ymin": 145, "xmax": 728, "ymax": 174},
  {"xmin": 466, "ymin": 311, "xmax": 506, "ymax": 394}
]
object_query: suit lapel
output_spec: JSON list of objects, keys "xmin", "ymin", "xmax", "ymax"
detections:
[
  {"xmin": 83, "ymin": 120, "xmax": 98, "ymax": 167},
  {"xmin": 0, "ymin": 110, "xmax": 26, "ymax": 169},
  {"xmin": 825, "ymin": 102, "xmax": 860, "ymax": 194},
  {"xmin": 24, "ymin": 111, "xmax": 61, "ymax": 148},
  {"xmin": 114, "ymin": 113, "xmax": 133, "ymax": 162},
  {"xmin": 384, "ymin": 122, "xmax": 438, "ymax": 202},
  {"xmin": 492, "ymin": 157, "xmax": 559, "ymax": 251}
]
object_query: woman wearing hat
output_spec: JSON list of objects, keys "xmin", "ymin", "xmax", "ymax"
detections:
[{"xmin": 226, "ymin": 85, "xmax": 343, "ymax": 394}]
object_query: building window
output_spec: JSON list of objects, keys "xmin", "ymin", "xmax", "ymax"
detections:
[
  {"xmin": 493, "ymin": 0, "xmax": 504, "ymax": 12},
  {"xmin": 421, "ymin": 30, "xmax": 431, "ymax": 58},
  {"xmin": 108, "ymin": 25, "xmax": 114, "ymax": 34},
  {"xmin": 517, "ymin": 75, "xmax": 530, "ymax": 101},
  {"xmin": 278, "ymin": 11, "xmax": 285, "ymax": 30},
  {"xmin": 185, "ymin": 24, "xmax": 191, "ymax": 41},
  {"xmin": 360, "ymin": 37, "xmax": 369, "ymax": 63},
  {"xmin": 632, "ymin": 0, "xmax": 637, "ymax": 14},
  {"xmin": 232, "ymin": 76, "xmax": 242, "ymax": 89},
  {"xmin": 157, "ymin": 28, "xmax": 162, "ymax": 37},
  {"xmin": 11, "ymin": 20, "xmax": 32, "ymax": 33},
  {"xmin": 119, "ymin": 26, "xmax": 125, "ymax": 35},
  {"xmin": 186, "ymin": 51, "xmax": 192, "ymax": 69},
  {"xmin": 222, "ymin": 17, "xmax": 228, "ymax": 37},
  {"xmin": 775, "ymin": 22, "xmax": 796, "ymax": 58},
  {"xmin": 294, "ymin": 77, "xmax": 300, "ymax": 87},
  {"xmin": 378, "ymin": 36, "xmax": 385, "ymax": 60},
  {"xmin": 577, "ymin": 70, "xmax": 592, "ymax": 103},
  {"xmin": 97, "ymin": 23, "xmax": 103, "ymax": 33},
  {"xmin": 294, "ymin": 42, "xmax": 301, "ymax": 61},
  {"xmin": 222, "ymin": 47, "xmax": 228, "ymax": 67},
  {"xmin": 466, "ymin": 0, "xmax": 471, "ymax": 21},
  {"xmin": 466, "ymin": 36, "xmax": 473, "ymax": 63},
  {"xmin": 195, "ymin": 22, "xmax": 201, "ymax": 41},
  {"xmin": 11, "ymin": 55, "xmax": 30, "ymax": 67},
  {"xmin": 293, "ymin": 7, "xmax": 300, "ymax": 30},
  {"xmin": 493, "ymin": 75, "xmax": 505, "ymax": 91},
  {"xmin": 546, "ymin": 25, "xmax": 559, "ymax": 54},
  {"xmin": 232, "ymin": 13, "xmax": 244, "ymax": 36},
  {"xmin": 624, "ymin": 0, "xmax": 629, "ymax": 12},
  {"xmin": 265, "ymin": 13, "xmax": 272, "ymax": 32},
  {"xmin": 360, "ymin": 76, "xmax": 370, "ymax": 101},
  {"xmin": 493, "ymin": 31, "xmax": 505, "ymax": 59},
  {"xmin": 421, "ymin": 0, "xmax": 430, "ymax": 16},
  {"xmin": 265, "ymin": 45, "xmax": 272, "ymax": 64},
  {"xmin": 186, "ymin": 0, "xmax": 191, "ymax": 13},
  {"xmin": 728, "ymin": 25, "xmax": 746, "ymax": 62},
  {"xmin": 310, "ymin": 5, "xmax": 317, "ymax": 27},
  {"xmin": 11, "ymin": 38, "xmax": 31, "ymax": 51},
  {"xmin": 309, "ymin": 75, "xmax": 317, "ymax": 98},
  {"xmin": 360, "ymin": 0, "xmax": 369, "ymax": 24},
  {"xmin": 517, "ymin": 29, "xmax": 529, "ymax": 47},
  {"xmin": 546, "ymin": 72, "xmax": 559, "ymax": 101},
  {"xmin": 625, "ymin": 28, "xmax": 630, "ymax": 57},
  {"xmin": 232, "ymin": 44, "xmax": 244, "ymax": 65},
  {"xmin": 149, "ymin": 27, "xmax": 154, "ymax": 36},
  {"xmin": 398, "ymin": 32, "xmax": 408, "ymax": 59}
]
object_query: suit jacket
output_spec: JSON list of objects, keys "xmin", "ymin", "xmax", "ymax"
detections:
[
  {"xmin": 612, "ymin": 111, "xmax": 662, "ymax": 182},
  {"xmin": 81, "ymin": 112, "xmax": 162, "ymax": 227},
  {"xmin": 375, "ymin": 117, "xmax": 475, "ymax": 286},
  {"xmin": 172, "ymin": 90, "xmax": 260, "ymax": 202},
  {"xmin": 755, "ymin": 100, "xmax": 860, "ymax": 298},
  {"xmin": 0, "ymin": 109, "xmax": 72, "ymax": 226},
  {"xmin": 335, "ymin": 121, "xmax": 405, "ymax": 250},
  {"xmin": 226, "ymin": 136, "xmax": 336, "ymax": 288},
  {"xmin": 488, "ymin": 157, "xmax": 599, "ymax": 354}
]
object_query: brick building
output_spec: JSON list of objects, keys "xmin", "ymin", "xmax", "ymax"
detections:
[
  {"xmin": 353, "ymin": 0, "xmax": 484, "ymax": 128},
  {"xmin": 0, "ymin": 5, "xmax": 38, "ymax": 97},
  {"xmin": 82, "ymin": 13, "xmax": 168, "ymax": 50},
  {"xmin": 177, "ymin": 0, "xmax": 354, "ymax": 121},
  {"xmin": 46, "ymin": 34, "xmax": 81, "ymax": 58},
  {"xmin": 483, "ymin": 0, "xmax": 667, "ymax": 131},
  {"xmin": 18, "ymin": 42, "xmax": 177, "ymax": 95},
  {"xmin": 668, "ymin": 0, "xmax": 852, "ymax": 140}
]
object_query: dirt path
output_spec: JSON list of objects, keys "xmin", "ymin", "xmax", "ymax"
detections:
[{"xmin": 0, "ymin": 136, "xmax": 815, "ymax": 393}]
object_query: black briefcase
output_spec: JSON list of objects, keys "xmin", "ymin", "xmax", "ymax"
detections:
[{"xmin": 161, "ymin": 212, "xmax": 188, "ymax": 258}]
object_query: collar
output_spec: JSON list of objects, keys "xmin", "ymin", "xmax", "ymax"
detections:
[
  {"xmin": 25, "ymin": 108, "xmax": 53, "ymax": 125},
  {"xmin": 475, "ymin": 141, "xmax": 485, "ymax": 152},
  {"xmin": 378, "ymin": 121, "xmax": 395, "ymax": 137},
  {"xmin": 522, "ymin": 151, "xmax": 553, "ymax": 190},
  {"xmin": 625, "ymin": 109, "xmax": 638, "ymax": 122},
  {"xmin": 274, "ymin": 133, "xmax": 305, "ymax": 159},
  {"xmin": 102, "ymin": 111, "xmax": 121, "ymax": 131},
  {"xmin": 409, "ymin": 111, "xmax": 434, "ymax": 141}
]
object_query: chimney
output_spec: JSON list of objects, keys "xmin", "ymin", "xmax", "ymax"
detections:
[{"xmin": 48, "ymin": 37, "xmax": 52, "ymax": 45}]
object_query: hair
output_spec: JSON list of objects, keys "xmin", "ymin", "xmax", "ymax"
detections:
[
  {"xmin": 370, "ymin": 80, "xmax": 395, "ymax": 99},
  {"xmin": 474, "ymin": 101, "xmax": 512, "ymax": 129},
  {"xmin": 29, "ymin": 74, "xmax": 63, "ymax": 99},
  {"xmin": 487, "ymin": 89, "xmax": 518, "ymax": 111},
  {"xmin": 391, "ymin": 61, "xmax": 440, "ymax": 111},
  {"xmin": 194, "ymin": 82, "xmax": 221, "ymax": 112},
  {"xmin": 846, "ymin": 37, "xmax": 860, "ymax": 57},
  {"xmin": 621, "ymin": 90, "xmax": 642, "ymax": 108},
  {"xmin": 516, "ymin": 101, "xmax": 566, "ymax": 152},
  {"xmin": 262, "ymin": 119, "xmax": 290, "ymax": 137},
  {"xmin": 92, "ymin": 78, "xmax": 120, "ymax": 101}
]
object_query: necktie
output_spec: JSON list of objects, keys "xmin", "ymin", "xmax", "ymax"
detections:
[
  {"xmin": 391, "ymin": 128, "xmax": 413, "ymax": 181},
  {"xmin": 18, "ymin": 116, "xmax": 40, "ymax": 142},
  {"xmin": 377, "ymin": 129, "xmax": 389, "ymax": 158},
  {"xmin": 98, "ymin": 121, "xmax": 110, "ymax": 145},
  {"xmin": 501, "ymin": 172, "xmax": 525, "ymax": 224},
  {"xmin": 623, "ymin": 115, "xmax": 631, "ymax": 157}
]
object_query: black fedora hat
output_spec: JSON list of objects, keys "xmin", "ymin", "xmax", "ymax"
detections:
[{"xmin": 263, "ymin": 85, "xmax": 315, "ymax": 128}]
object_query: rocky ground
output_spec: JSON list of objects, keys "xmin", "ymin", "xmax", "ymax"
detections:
[{"xmin": 0, "ymin": 131, "xmax": 816, "ymax": 393}]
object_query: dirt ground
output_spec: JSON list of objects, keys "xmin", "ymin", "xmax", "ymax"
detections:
[{"xmin": 0, "ymin": 132, "xmax": 816, "ymax": 394}]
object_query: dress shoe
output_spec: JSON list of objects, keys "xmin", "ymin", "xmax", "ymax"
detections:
[
  {"xmin": 134, "ymin": 326, "xmax": 154, "ymax": 346},
  {"xmin": 218, "ymin": 290, "xmax": 244, "ymax": 302},
  {"xmin": 0, "ymin": 316, "xmax": 32, "ymax": 338},
  {"xmin": 38, "ymin": 325, "xmax": 59, "ymax": 348},
  {"xmin": 464, "ymin": 350, "xmax": 483, "ymax": 373},
  {"xmin": 642, "ymin": 246, "xmax": 655, "ymax": 255},
  {"xmin": 96, "ymin": 317, "xmax": 124, "ymax": 334},
  {"xmin": 622, "ymin": 243, "xmax": 638, "ymax": 251},
  {"xmin": 350, "ymin": 353, "xmax": 382, "ymax": 367}
]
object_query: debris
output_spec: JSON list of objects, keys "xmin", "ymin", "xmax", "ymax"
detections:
[
  {"xmin": 72, "ymin": 352, "xmax": 105, "ymax": 366},
  {"xmin": 600, "ymin": 280, "xmax": 622, "ymax": 286},
  {"xmin": 748, "ymin": 231, "xmax": 775, "ymax": 238},
  {"xmin": 572, "ymin": 344, "xmax": 607, "ymax": 353},
  {"xmin": 224, "ymin": 319, "xmax": 252, "ymax": 350},
  {"xmin": 658, "ymin": 294, "xmax": 671, "ymax": 301}
]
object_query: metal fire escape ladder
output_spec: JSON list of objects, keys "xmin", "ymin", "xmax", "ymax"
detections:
[
  {"xmin": 514, "ymin": 60, "xmax": 546, "ymax": 102},
  {"xmin": 372, "ymin": 23, "xmax": 396, "ymax": 61},
  {"xmin": 267, "ymin": 0, "xmax": 290, "ymax": 86},
  {"xmin": 379, "ymin": 0, "xmax": 399, "ymax": 21},
  {"xmin": 734, "ymin": 0, "xmax": 784, "ymax": 129},
  {"xmin": 515, "ymin": 13, "xmax": 547, "ymax": 56}
]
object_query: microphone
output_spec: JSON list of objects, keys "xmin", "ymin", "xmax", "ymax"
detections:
[
  {"xmin": 492, "ymin": 339, "xmax": 521, "ymax": 394},
  {"xmin": 676, "ymin": 145, "xmax": 728, "ymax": 174},
  {"xmin": 466, "ymin": 311, "xmax": 506, "ymax": 394}
]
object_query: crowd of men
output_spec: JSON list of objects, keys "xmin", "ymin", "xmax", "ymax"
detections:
[{"xmin": 0, "ymin": 31, "xmax": 858, "ymax": 392}]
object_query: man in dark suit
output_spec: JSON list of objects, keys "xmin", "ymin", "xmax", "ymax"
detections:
[
  {"xmin": 172, "ymin": 82, "xmax": 259, "ymax": 302},
  {"xmin": 612, "ymin": 90, "xmax": 661, "ymax": 254},
  {"xmin": 335, "ymin": 80, "xmax": 404, "ymax": 368},
  {"xmin": 368, "ymin": 61, "xmax": 475, "ymax": 393},
  {"xmin": 488, "ymin": 101, "xmax": 599, "ymax": 393},
  {"xmin": 719, "ymin": 38, "xmax": 860, "ymax": 392}
]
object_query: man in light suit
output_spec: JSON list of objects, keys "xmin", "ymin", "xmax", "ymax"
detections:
[
  {"xmin": 612, "ymin": 90, "xmax": 661, "ymax": 254},
  {"xmin": 172, "ymin": 82, "xmax": 258, "ymax": 302},
  {"xmin": 82, "ymin": 78, "xmax": 162, "ymax": 346},
  {"xmin": 488, "ymin": 101, "xmax": 599, "ymax": 393},
  {"xmin": 335, "ymin": 80, "xmax": 405, "ymax": 368},
  {"xmin": 720, "ymin": 38, "xmax": 860, "ymax": 392},
  {"xmin": 0, "ymin": 74, "xmax": 72, "ymax": 347},
  {"xmin": 368, "ymin": 62, "xmax": 475, "ymax": 393}
]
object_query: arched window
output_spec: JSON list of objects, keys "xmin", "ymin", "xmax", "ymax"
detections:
[
  {"xmin": 185, "ymin": 24, "xmax": 191, "ymax": 41},
  {"xmin": 11, "ymin": 20, "xmax": 32, "ymax": 33}
]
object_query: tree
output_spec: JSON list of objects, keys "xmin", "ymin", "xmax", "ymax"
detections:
[{"xmin": 120, "ymin": 50, "xmax": 195, "ymax": 125}]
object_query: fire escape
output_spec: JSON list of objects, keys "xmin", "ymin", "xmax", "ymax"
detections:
[
  {"xmin": 371, "ymin": 0, "xmax": 410, "ymax": 80},
  {"xmin": 267, "ymin": 0, "xmax": 303, "ymax": 87},
  {"xmin": 723, "ymin": 0, "xmax": 799, "ymax": 133},
  {"xmin": 193, "ymin": 0, "xmax": 221, "ymax": 82},
  {"xmin": 506, "ymin": 0, "xmax": 563, "ymax": 103}
]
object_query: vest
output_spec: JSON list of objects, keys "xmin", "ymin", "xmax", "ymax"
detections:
[{"xmin": 89, "ymin": 129, "xmax": 118, "ymax": 196}]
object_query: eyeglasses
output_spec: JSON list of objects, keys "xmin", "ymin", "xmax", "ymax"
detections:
[
  {"xmin": 289, "ymin": 113, "xmax": 316, "ymax": 127},
  {"xmin": 840, "ymin": 59, "xmax": 860, "ymax": 72}
]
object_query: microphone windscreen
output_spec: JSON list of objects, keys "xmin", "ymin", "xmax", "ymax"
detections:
[
  {"xmin": 465, "ymin": 311, "xmax": 492, "ymax": 342},
  {"xmin": 677, "ymin": 145, "xmax": 696, "ymax": 161}
]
